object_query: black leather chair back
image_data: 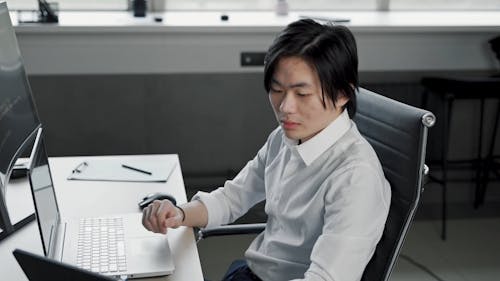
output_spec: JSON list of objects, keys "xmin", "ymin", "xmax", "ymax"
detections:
[{"xmin": 354, "ymin": 88, "xmax": 435, "ymax": 281}]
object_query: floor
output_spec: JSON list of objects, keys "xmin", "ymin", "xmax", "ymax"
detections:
[
  {"xmin": 392, "ymin": 217, "xmax": 500, "ymax": 281},
  {"xmin": 197, "ymin": 216, "xmax": 500, "ymax": 281}
]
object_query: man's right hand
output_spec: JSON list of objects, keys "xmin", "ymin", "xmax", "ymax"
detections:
[{"xmin": 142, "ymin": 199, "xmax": 184, "ymax": 234}]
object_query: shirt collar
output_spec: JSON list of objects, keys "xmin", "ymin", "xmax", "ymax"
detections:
[{"xmin": 284, "ymin": 110, "xmax": 351, "ymax": 166}]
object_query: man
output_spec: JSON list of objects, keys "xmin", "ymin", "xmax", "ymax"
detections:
[{"xmin": 143, "ymin": 19, "xmax": 391, "ymax": 281}]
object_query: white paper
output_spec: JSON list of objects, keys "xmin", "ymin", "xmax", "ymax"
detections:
[{"xmin": 67, "ymin": 158, "xmax": 176, "ymax": 182}]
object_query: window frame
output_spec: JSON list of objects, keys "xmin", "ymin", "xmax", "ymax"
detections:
[{"xmin": 5, "ymin": 0, "xmax": 498, "ymax": 12}]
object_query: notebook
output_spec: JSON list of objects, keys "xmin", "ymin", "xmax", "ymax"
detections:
[{"xmin": 27, "ymin": 128, "xmax": 174, "ymax": 279}]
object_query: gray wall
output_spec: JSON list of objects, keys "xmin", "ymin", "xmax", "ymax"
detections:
[
  {"xmin": 27, "ymin": 72, "xmax": 500, "ymax": 217},
  {"xmin": 29, "ymin": 73, "xmax": 276, "ymax": 189}
]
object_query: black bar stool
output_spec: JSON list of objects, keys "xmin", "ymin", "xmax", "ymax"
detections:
[{"xmin": 421, "ymin": 76, "xmax": 500, "ymax": 240}]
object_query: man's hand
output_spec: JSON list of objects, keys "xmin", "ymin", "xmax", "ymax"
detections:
[{"xmin": 142, "ymin": 199, "xmax": 184, "ymax": 234}]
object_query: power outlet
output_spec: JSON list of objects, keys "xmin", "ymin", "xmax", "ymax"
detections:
[{"xmin": 240, "ymin": 52, "xmax": 266, "ymax": 66}]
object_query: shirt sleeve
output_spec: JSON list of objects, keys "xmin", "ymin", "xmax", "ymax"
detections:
[
  {"xmin": 295, "ymin": 163, "xmax": 391, "ymax": 281},
  {"xmin": 192, "ymin": 131, "xmax": 275, "ymax": 229}
]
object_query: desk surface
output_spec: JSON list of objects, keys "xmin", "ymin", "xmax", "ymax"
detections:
[{"xmin": 0, "ymin": 154, "xmax": 203, "ymax": 281}]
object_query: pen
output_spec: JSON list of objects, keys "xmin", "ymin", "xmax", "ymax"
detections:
[{"xmin": 121, "ymin": 164, "xmax": 152, "ymax": 175}]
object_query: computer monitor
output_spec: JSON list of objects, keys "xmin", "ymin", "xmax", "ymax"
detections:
[{"xmin": 0, "ymin": 1, "xmax": 42, "ymax": 238}]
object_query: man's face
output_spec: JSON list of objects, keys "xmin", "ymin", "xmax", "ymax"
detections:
[{"xmin": 269, "ymin": 56, "xmax": 348, "ymax": 142}]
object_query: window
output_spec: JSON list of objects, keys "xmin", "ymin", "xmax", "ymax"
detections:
[
  {"xmin": 6, "ymin": 0, "xmax": 127, "ymax": 11},
  {"xmin": 5, "ymin": 0, "xmax": 498, "ymax": 11},
  {"xmin": 165, "ymin": 0, "xmax": 376, "ymax": 11},
  {"xmin": 391, "ymin": 0, "xmax": 500, "ymax": 10},
  {"xmin": 6, "ymin": 0, "xmax": 377, "ymax": 11}
]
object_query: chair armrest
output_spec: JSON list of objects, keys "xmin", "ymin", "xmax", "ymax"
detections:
[{"xmin": 198, "ymin": 223, "xmax": 266, "ymax": 241}]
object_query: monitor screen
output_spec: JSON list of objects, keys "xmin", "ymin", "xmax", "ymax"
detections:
[{"xmin": 0, "ymin": 2, "xmax": 41, "ymax": 190}]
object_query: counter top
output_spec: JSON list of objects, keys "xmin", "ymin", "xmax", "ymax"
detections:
[{"xmin": 12, "ymin": 10, "xmax": 500, "ymax": 33}]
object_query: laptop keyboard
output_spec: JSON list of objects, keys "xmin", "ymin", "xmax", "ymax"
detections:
[{"xmin": 76, "ymin": 217, "xmax": 127, "ymax": 274}]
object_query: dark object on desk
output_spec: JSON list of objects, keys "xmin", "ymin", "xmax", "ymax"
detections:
[
  {"xmin": 420, "ymin": 35, "xmax": 500, "ymax": 240},
  {"xmin": 199, "ymin": 88, "xmax": 434, "ymax": 281},
  {"xmin": 13, "ymin": 249, "xmax": 117, "ymax": 281},
  {"xmin": 221, "ymin": 14, "xmax": 229, "ymax": 21},
  {"xmin": 38, "ymin": 0, "xmax": 58, "ymax": 23},
  {"xmin": 154, "ymin": 16, "xmax": 163, "ymax": 22},
  {"xmin": 139, "ymin": 192, "xmax": 176, "ymax": 210},
  {"xmin": 133, "ymin": 0, "xmax": 146, "ymax": 17}
]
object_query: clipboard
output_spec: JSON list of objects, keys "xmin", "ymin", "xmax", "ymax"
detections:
[{"xmin": 67, "ymin": 158, "xmax": 176, "ymax": 182}]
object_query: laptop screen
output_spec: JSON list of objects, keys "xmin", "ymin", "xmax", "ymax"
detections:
[{"xmin": 28, "ymin": 129, "xmax": 61, "ymax": 256}]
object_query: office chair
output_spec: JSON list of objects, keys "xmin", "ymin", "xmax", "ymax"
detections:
[{"xmin": 198, "ymin": 88, "xmax": 435, "ymax": 281}]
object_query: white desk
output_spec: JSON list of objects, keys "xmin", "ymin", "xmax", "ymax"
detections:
[{"xmin": 0, "ymin": 154, "xmax": 203, "ymax": 281}]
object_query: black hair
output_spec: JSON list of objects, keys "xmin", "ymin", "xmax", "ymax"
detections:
[{"xmin": 264, "ymin": 19, "xmax": 359, "ymax": 118}]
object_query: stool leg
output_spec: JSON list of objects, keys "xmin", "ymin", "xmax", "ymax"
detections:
[
  {"xmin": 441, "ymin": 96, "xmax": 452, "ymax": 240},
  {"xmin": 476, "ymin": 99, "xmax": 500, "ymax": 207},
  {"xmin": 474, "ymin": 99, "xmax": 486, "ymax": 209}
]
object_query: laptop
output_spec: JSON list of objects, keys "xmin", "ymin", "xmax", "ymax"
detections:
[
  {"xmin": 13, "ymin": 248, "xmax": 116, "ymax": 281},
  {"xmin": 27, "ymin": 128, "xmax": 174, "ymax": 279}
]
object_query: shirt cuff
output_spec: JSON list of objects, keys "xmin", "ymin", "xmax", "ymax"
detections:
[{"xmin": 192, "ymin": 189, "xmax": 227, "ymax": 229}]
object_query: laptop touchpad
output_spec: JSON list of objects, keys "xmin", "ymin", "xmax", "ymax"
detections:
[{"xmin": 127, "ymin": 236, "xmax": 174, "ymax": 273}]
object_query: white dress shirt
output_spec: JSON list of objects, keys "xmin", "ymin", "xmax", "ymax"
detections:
[{"xmin": 194, "ymin": 110, "xmax": 391, "ymax": 281}]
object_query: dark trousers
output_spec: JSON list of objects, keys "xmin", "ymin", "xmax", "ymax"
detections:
[{"xmin": 221, "ymin": 260, "xmax": 262, "ymax": 281}]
